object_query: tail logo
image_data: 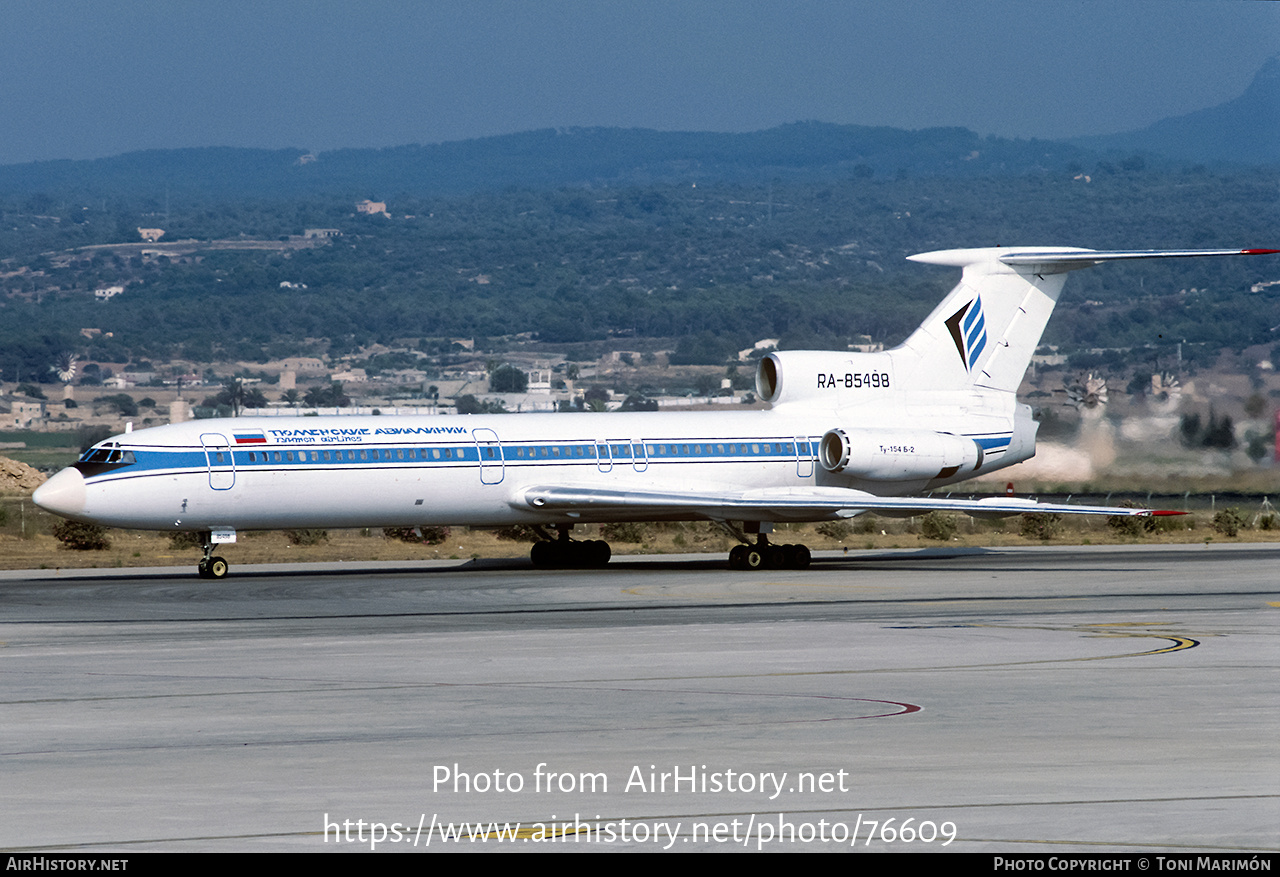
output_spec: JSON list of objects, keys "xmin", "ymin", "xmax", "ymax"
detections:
[{"xmin": 944, "ymin": 297, "xmax": 987, "ymax": 371}]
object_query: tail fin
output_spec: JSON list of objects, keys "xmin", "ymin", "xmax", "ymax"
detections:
[{"xmin": 896, "ymin": 246, "xmax": 1278, "ymax": 394}]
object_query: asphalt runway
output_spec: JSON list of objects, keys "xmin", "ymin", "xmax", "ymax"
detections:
[{"xmin": 1, "ymin": 544, "xmax": 1276, "ymax": 853}]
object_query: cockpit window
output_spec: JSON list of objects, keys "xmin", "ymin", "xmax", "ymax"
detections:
[
  {"xmin": 80, "ymin": 443, "xmax": 115, "ymax": 463},
  {"xmin": 74, "ymin": 443, "xmax": 135, "ymax": 473}
]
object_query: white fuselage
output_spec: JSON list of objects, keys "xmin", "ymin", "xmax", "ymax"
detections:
[{"xmin": 41, "ymin": 397, "xmax": 1029, "ymax": 533}]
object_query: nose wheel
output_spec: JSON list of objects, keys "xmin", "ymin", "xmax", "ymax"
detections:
[{"xmin": 197, "ymin": 556, "xmax": 229, "ymax": 579}]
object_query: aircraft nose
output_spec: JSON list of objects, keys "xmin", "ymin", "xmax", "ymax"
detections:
[{"xmin": 33, "ymin": 467, "xmax": 87, "ymax": 518}]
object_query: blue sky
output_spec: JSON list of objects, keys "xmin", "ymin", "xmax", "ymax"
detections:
[{"xmin": 0, "ymin": 0, "xmax": 1275, "ymax": 165}]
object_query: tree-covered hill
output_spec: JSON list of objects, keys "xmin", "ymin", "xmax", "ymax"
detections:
[
  {"xmin": 0, "ymin": 123, "xmax": 1116, "ymax": 204},
  {"xmin": 2, "ymin": 167, "xmax": 1277, "ymax": 383}
]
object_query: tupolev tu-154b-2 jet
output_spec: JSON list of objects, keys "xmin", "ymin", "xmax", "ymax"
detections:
[{"xmin": 33, "ymin": 245, "xmax": 1278, "ymax": 578}]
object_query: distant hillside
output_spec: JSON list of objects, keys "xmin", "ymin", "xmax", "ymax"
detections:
[
  {"xmin": 1070, "ymin": 56, "xmax": 1280, "ymax": 165},
  {"xmin": 0, "ymin": 56, "xmax": 1273, "ymax": 202},
  {"xmin": 0, "ymin": 124, "xmax": 1096, "ymax": 202}
]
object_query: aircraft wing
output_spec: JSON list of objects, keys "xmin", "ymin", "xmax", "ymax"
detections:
[{"xmin": 514, "ymin": 485, "xmax": 1182, "ymax": 520}]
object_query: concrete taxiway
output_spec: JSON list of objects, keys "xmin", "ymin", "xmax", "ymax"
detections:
[{"xmin": 0, "ymin": 544, "xmax": 1276, "ymax": 852}]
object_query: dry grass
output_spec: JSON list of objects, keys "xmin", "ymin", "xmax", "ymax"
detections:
[{"xmin": 3, "ymin": 497, "xmax": 1277, "ymax": 573}]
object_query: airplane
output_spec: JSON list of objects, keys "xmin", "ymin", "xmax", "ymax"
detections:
[{"xmin": 33, "ymin": 245, "xmax": 1278, "ymax": 578}]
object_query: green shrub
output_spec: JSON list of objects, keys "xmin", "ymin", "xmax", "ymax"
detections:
[
  {"xmin": 1106, "ymin": 501, "xmax": 1153, "ymax": 537},
  {"xmin": 815, "ymin": 520, "xmax": 853, "ymax": 540},
  {"xmin": 52, "ymin": 520, "xmax": 111, "ymax": 550},
  {"xmin": 1148, "ymin": 514, "xmax": 1186, "ymax": 533},
  {"xmin": 383, "ymin": 526, "xmax": 450, "ymax": 545},
  {"xmin": 1107, "ymin": 514, "xmax": 1144, "ymax": 537},
  {"xmin": 494, "ymin": 525, "xmax": 541, "ymax": 543},
  {"xmin": 285, "ymin": 528, "xmax": 329, "ymax": 546},
  {"xmin": 600, "ymin": 522, "xmax": 654, "ymax": 543},
  {"xmin": 1212, "ymin": 508, "xmax": 1246, "ymax": 538},
  {"xmin": 854, "ymin": 515, "xmax": 882, "ymax": 534},
  {"xmin": 418, "ymin": 526, "xmax": 450, "ymax": 544},
  {"xmin": 168, "ymin": 531, "xmax": 204, "ymax": 550},
  {"xmin": 920, "ymin": 512, "xmax": 958, "ymax": 540},
  {"xmin": 1020, "ymin": 513, "xmax": 1062, "ymax": 541}
]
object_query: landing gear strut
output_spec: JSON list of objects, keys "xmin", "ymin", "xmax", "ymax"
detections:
[
  {"xmin": 196, "ymin": 533, "xmax": 230, "ymax": 579},
  {"xmin": 529, "ymin": 525, "xmax": 611, "ymax": 569}
]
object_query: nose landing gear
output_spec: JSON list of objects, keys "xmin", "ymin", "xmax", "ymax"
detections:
[
  {"xmin": 194, "ymin": 529, "xmax": 234, "ymax": 579},
  {"xmin": 197, "ymin": 553, "xmax": 230, "ymax": 579}
]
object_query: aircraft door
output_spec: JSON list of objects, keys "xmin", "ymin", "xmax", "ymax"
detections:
[
  {"xmin": 596, "ymin": 441, "xmax": 612, "ymax": 473},
  {"xmin": 631, "ymin": 440, "xmax": 648, "ymax": 472},
  {"xmin": 795, "ymin": 435, "xmax": 816, "ymax": 478},
  {"xmin": 200, "ymin": 433, "xmax": 236, "ymax": 490},
  {"xmin": 473, "ymin": 428, "xmax": 504, "ymax": 484}
]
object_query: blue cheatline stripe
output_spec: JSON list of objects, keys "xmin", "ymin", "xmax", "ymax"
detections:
[
  {"xmin": 973, "ymin": 435, "xmax": 1011, "ymax": 451},
  {"xmin": 84, "ymin": 438, "xmax": 826, "ymax": 481}
]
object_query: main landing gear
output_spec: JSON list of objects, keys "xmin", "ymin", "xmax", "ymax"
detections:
[
  {"xmin": 727, "ymin": 535, "xmax": 811, "ymax": 570},
  {"xmin": 529, "ymin": 525, "xmax": 611, "ymax": 569},
  {"xmin": 722, "ymin": 522, "xmax": 812, "ymax": 571}
]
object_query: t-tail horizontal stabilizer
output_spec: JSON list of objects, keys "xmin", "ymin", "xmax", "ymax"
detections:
[
  {"xmin": 909, "ymin": 247, "xmax": 1280, "ymax": 271},
  {"xmin": 899, "ymin": 246, "xmax": 1280, "ymax": 395}
]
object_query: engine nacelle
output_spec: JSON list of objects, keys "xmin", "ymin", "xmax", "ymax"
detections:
[
  {"xmin": 819, "ymin": 428, "xmax": 983, "ymax": 482},
  {"xmin": 756, "ymin": 351, "xmax": 895, "ymax": 406}
]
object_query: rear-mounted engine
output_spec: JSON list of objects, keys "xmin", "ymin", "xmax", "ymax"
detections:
[{"xmin": 818, "ymin": 427, "xmax": 983, "ymax": 481}]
